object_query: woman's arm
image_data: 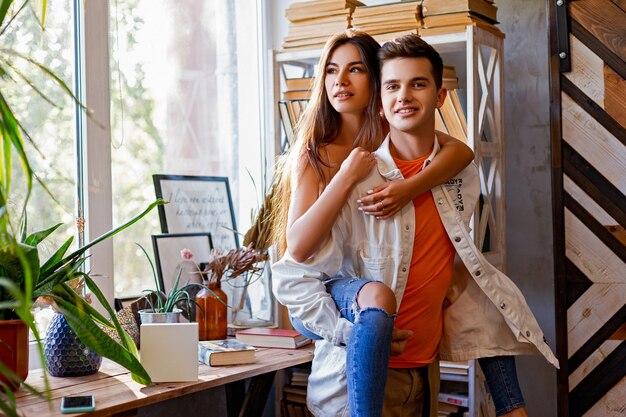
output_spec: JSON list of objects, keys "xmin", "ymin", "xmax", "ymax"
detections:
[
  {"xmin": 358, "ymin": 131, "xmax": 474, "ymax": 219},
  {"xmin": 287, "ymin": 147, "xmax": 376, "ymax": 262}
]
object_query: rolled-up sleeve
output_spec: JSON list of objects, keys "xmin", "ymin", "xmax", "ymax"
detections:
[{"xmin": 272, "ymin": 235, "xmax": 353, "ymax": 346}]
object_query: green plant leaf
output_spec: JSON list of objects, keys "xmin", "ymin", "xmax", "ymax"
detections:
[
  {"xmin": 60, "ymin": 199, "xmax": 165, "ymax": 263},
  {"xmin": 39, "ymin": 235, "xmax": 73, "ymax": 276},
  {"xmin": 23, "ymin": 222, "xmax": 62, "ymax": 246},
  {"xmin": 82, "ymin": 275, "xmax": 150, "ymax": 384},
  {"xmin": 52, "ymin": 295, "xmax": 152, "ymax": 385}
]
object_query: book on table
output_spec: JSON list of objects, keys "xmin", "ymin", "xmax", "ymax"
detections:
[
  {"xmin": 198, "ymin": 339, "xmax": 256, "ymax": 366},
  {"xmin": 235, "ymin": 328, "xmax": 313, "ymax": 349}
]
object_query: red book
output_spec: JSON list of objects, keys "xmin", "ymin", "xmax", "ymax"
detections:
[{"xmin": 235, "ymin": 328, "xmax": 312, "ymax": 349}]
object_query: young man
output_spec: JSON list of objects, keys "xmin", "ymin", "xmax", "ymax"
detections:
[{"xmin": 273, "ymin": 35, "xmax": 558, "ymax": 417}]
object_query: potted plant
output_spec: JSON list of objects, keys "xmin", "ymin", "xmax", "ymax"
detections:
[
  {"xmin": 0, "ymin": 1, "xmax": 160, "ymax": 415},
  {"xmin": 135, "ymin": 244, "xmax": 204, "ymax": 324}
]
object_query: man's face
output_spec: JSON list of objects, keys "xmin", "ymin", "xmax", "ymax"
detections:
[{"xmin": 380, "ymin": 57, "xmax": 446, "ymax": 135}]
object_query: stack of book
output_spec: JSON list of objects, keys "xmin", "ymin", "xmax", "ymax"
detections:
[
  {"xmin": 351, "ymin": 1, "xmax": 421, "ymax": 44},
  {"xmin": 419, "ymin": 0, "xmax": 502, "ymax": 38},
  {"xmin": 283, "ymin": 76, "xmax": 314, "ymax": 100},
  {"xmin": 435, "ymin": 66, "xmax": 467, "ymax": 143},
  {"xmin": 281, "ymin": 366, "xmax": 312, "ymax": 417},
  {"xmin": 278, "ymin": 99, "xmax": 309, "ymax": 150},
  {"xmin": 235, "ymin": 327, "xmax": 313, "ymax": 349},
  {"xmin": 439, "ymin": 361, "xmax": 470, "ymax": 416},
  {"xmin": 282, "ymin": 0, "xmax": 364, "ymax": 52}
]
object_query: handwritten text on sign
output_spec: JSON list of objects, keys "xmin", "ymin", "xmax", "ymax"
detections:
[{"xmin": 160, "ymin": 179, "xmax": 237, "ymax": 250}]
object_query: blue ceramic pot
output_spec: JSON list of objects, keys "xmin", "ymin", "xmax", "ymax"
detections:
[{"xmin": 44, "ymin": 313, "xmax": 102, "ymax": 377}]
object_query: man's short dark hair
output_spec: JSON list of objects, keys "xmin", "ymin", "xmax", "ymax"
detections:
[{"xmin": 378, "ymin": 34, "xmax": 444, "ymax": 89}]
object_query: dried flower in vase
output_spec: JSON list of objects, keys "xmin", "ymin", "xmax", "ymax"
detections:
[{"xmin": 200, "ymin": 245, "xmax": 269, "ymax": 285}]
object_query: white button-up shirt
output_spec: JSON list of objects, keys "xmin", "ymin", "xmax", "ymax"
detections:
[{"xmin": 272, "ymin": 134, "xmax": 559, "ymax": 417}]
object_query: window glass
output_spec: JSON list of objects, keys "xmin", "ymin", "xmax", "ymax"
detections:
[
  {"xmin": 110, "ymin": 1, "xmax": 250, "ymax": 297},
  {"xmin": 2, "ymin": 4, "xmax": 77, "ymax": 338},
  {"xmin": 4, "ymin": 4, "xmax": 78, "ymax": 266}
]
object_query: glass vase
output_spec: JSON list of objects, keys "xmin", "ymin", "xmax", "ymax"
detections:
[
  {"xmin": 196, "ymin": 280, "xmax": 228, "ymax": 340},
  {"xmin": 229, "ymin": 265, "xmax": 275, "ymax": 328}
]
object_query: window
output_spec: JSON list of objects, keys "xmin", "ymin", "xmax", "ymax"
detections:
[
  {"xmin": 5, "ymin": 3, "xmax": 78, "ymax": 258},
  {"xmin": 108, "ymin": 0, "xmax": 263, "ymax": 298}
]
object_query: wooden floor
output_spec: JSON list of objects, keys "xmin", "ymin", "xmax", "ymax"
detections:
[{"xmin": 14, "ymin": 346, "xmax": 314, "ymax": 417}]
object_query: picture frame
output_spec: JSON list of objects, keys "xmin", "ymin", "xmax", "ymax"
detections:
[
  {"xmin": 151, "ymin": 233, "xmax": 213, "ymax": 293},
  {"xmin": 153, "ymin": 174, "xmax": 239, "ymax": 251}
]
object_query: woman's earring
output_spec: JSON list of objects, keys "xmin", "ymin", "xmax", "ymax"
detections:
[{"xmin": 379, "ymin": 111, "xmax": 385, "ymax": 119}]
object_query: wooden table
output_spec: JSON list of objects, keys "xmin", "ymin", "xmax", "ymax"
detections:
[{"xmin": 14, "ymin": 346, "xmax": 314, "ymax": 417}]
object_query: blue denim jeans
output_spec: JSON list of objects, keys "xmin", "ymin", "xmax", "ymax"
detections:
[
  {"xmin": 478, "ymin": 356, "xmax": 526, "ymax": 416},
  {"xmin": 290, "ymin": 277, "xmax": 395, "ymax": 417}
]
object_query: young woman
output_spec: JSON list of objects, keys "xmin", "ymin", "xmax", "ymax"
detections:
[{"xmin": 272, "ymin": 30, "xmax": 529, "ymax": 417}]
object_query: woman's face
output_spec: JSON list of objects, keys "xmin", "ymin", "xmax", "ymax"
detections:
[{"xmin": 324, "ymin": 43, "xmax": 371, "ymax": 117}]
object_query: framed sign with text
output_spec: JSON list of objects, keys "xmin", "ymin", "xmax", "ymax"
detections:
[{"xmin": 153, "ymin": 175, "xmax": 239, "ymax": 251}]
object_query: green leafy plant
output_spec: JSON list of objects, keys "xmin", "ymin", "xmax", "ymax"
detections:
[
  {"xmin": 136, "ymin": 243, "xmax": 204, "ymax": 316},
  {"xmin": 0, "ymin": 1, "xmax": 161, "ymax": 415}
]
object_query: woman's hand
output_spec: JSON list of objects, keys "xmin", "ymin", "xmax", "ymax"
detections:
[
  {"xmin": 337, "ymin": 147, "xmax": 377, "ymax": 185},
  {"xmin": 357, "ymin": 179, "xmax": 415, "ymax": 219}
]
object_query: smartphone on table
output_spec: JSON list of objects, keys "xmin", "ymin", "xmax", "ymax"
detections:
[{"xmin": 60, "ymin": 395, "xmax": 96, "ymax": 414}]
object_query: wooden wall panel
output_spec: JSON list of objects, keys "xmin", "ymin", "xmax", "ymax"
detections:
[
  {"xmin": 563, "ymin": 175, "xmax": 616, "ymax": 226},
  {"xmin": 569, "ymin": 0, "xmax": 626, "ymax": 62},
  {"xmin": 603, "ymin": 64, "xmax": 626, "ymax": 129},
  {"xmin": 565, "ymin": 209, "xmax": 625, "ymax": 285},
  {"xmin": 582, "ymin": 377, "xmax": 626, "ymax": 417},
  {"xmin": 569, "ymin": 340, "xmax": 621, "ymax": 388},
  {"xmin": 565, "ymin": 36, "xmax": 605, "ymax": 106},
  {"xmin": 561, "ymin": 93, "xmax": 626, "ymax": 191},
  {"xmin": 550, "ymin": 0, "xmax": 625, "ymax": 414}
]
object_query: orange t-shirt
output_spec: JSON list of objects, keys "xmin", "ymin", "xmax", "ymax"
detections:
[{"xmin": 388, "ymin": 151, "xmax": 455, "ymax": 368}]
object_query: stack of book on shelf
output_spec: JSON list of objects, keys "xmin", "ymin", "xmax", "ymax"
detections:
[
  {"xmin": 351, "ymin": 1, "xmax": 421, "ymax": 44},
  {"xmin": 440, "ymin": 360, "xmax": 470, "ymax": 378},
  {"xmin": 197, "ymin": 339, "xmax": 256, "ymax": 366},
  {"xmin": 419, "ymin": 0, "xmax": 503, "ymax": 38},
  {"xmin": 281, "ymin": 366, "xmax": 312, "ymax": 417},
  {"xmin": 282, "ymin": 0, "xmax": 364, "ymax": 52},
  {"xmin": 435, "ymin": 66, "xmax": 467, "ymax": 143},
  {"xmin": 283, "ymin": 76, "xmax": 314, "ymax": 100},
  {"xmin": 235, "ymin": 327, "xmax": 313, "ymax": 349},
  {"xmin": 439, "ymin": 361, "xmax": 469, "ymax": 417},
  {"xmin": 278, "ymin": 99, "xmax": 309, "ymax": 149}
]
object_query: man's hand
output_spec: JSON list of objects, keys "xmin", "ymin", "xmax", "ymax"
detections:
[{"xmin": 390, "ymin": 327, "xmax": 413, "ymax": 356}]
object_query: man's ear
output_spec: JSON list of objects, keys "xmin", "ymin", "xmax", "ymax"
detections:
[{"xmin": 435, "ymin": 88, "xmax": 448, "ymax": 108}]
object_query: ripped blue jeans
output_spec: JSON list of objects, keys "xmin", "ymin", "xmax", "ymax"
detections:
[{"xmin": 290, "ymin": 277, "xmax": 395, "ymax": 417}]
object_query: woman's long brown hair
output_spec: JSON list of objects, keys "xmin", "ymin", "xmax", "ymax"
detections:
[{"xmin": 270, "ymin": 30, "xmax": 384, "ymax": 258}]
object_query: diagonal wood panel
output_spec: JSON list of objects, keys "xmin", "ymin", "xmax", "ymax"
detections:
[
  {"xmin": 563, "ymin": 175, "xmax": 617, "ymax": 227},
  {"xmin": 604, "ymin": 64, "xmax": 626, "ymax": 129},
  {"xmin": 567, "ymin": 283, "xmax": 626, "ymax": 358},
  {"xmin": 561, "ymin": 93, "xmax": 626, "ymax": 191},
  {"xmin": 569, "ymin": 0, "xmax": 626, "ymax": 63},
  {"xmin": 565, "ymin": 209, "xmax": 626, "ymax": 285},
  {"xmin": 569, "ymin": 340, "xmax": 621, "ymax": 389},
  {"xmin": 565, "ymin": 35, "xmax": 605, "ymax": 107},
  {"xmin": 582, "ymin": 377, "xmax": 626, "ymax": 417}
]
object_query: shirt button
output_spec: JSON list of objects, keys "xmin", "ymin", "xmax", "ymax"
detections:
[
  {"xmin": 500, "ymin": 303, "xmax": 506, "ymax": 309},
  {"xmin": 454, "ymin": 236, "xmax": 461, "ymax": 242},
  {"xmin": 405, "ymin": 225, "xmax": 410, "ymax": 230},
  {"xmin": 474, "ymin": 270, "xmax": 481, "ymax": 277},
  {"xmin": 526, "ymin": 330, "xmax": 531, "ymax": 337},
  {"xmin": 402, "ymin": 267, "xmax": 407, "ymax": 272},
  {"xmin": 437, "ymin": 198, "xmax": 444, "ymax": 205}
]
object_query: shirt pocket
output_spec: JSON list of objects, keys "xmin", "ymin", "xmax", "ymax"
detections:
[{"xmin": 356, "ymin": 249, "xmax": 393, "ymax": 281}]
